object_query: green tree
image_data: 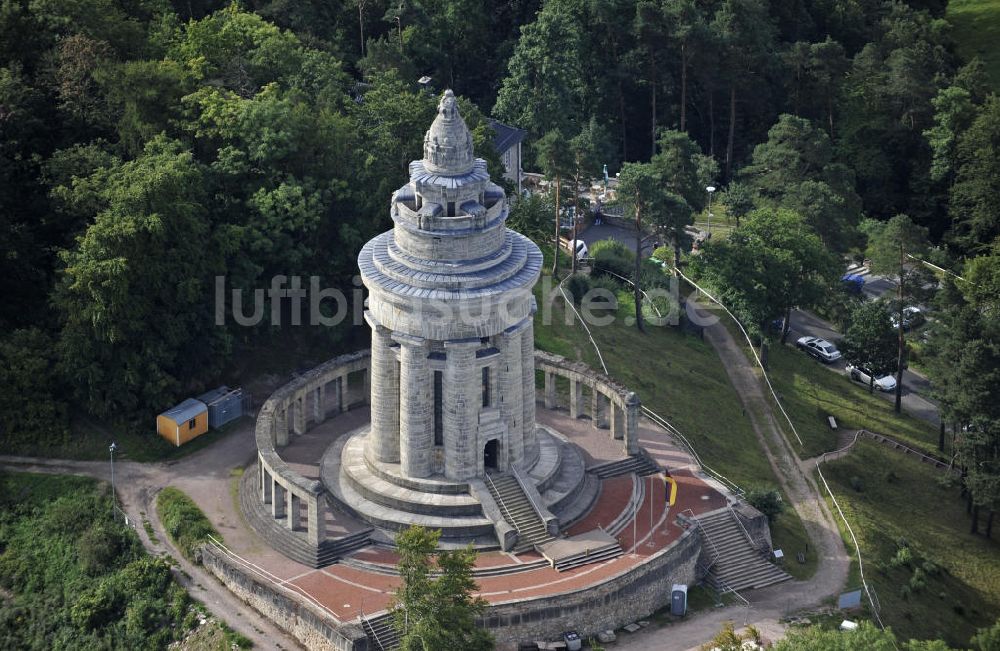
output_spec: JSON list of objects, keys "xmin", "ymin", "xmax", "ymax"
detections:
[
  {"xmin": 840, "ymin": 301, "xmax": 898, "ymax": 394},
  {"xmin": 863, "ymin": 215, "xmax": 930, "ymax": 413},
  {"xmin": 664, "ymin": 0, "xmax": 706, "ymax": 133},
  {"xmin": 535, "ymin": 128, "xmax": 573, "ymax": 276},
  {"xmin": 699, "ymin": 622, "xmax": 762, "ymax": 651},
  {"xmin": 710, "ymin": 0, "xmax": 776, "ymax": 179},
  {"xmin": 949, "ymin": 95, "xmax": 1000, "ymax": 255},
  {"xmin": 392, "ymin": 526, "xmax": 492, "ymax": 651},
  {"xmin": 54, "ymin": 136, "xmax": 227, "ymax": 420},
  {"xmin": 923, "ymin": 85, "xmax": 976, "ymax": 184},
  {"xmin": 743, "ymin": 114, "xmax": 861, "ymax": 251},
  {"xmin": 567, "ymin": 119, "xmax": 610, "ymax": 273},
  {"xmin": 719, "ymin": 181, "xmax": 754, "ymax": 228},
  {"xmin": 770, "ymin": 621, "xmax": 899, "ymax": 650},
  {"xmin": 494, "ymin": 5, "xmax": 585, "ymax": 136},
  {"xmin": 617, "ymin": 162, "xmax": 665, "ymax": 332},
  {"xmin": 693, "ymin": 208, "xmax": 836, "ymax": 361}
]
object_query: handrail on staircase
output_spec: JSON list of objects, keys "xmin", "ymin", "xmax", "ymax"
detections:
[
  {"xmin": 727, "ymin": 503, "xmax": 765, "ymax": 551},
  {"xmin": 359, "ymin": 607, "xmax": 389, "ymax": 651},
  {"xmin": 688, "ymin": 515, "xmax": 723, "ymax": 562},
  {"xmin": 510, "ymin": 463, "xmax": 546, "ymax": 528},
  {"xmin": 485, "ymin": 471, "xmax": 523, "ymax": 537}
]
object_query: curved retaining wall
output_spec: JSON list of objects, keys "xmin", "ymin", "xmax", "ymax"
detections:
[
  {"xmin": 255, "ymin": 350, "xmax": 371, "ymax": 547},
  {"xmin": 481, "ymin": 528, "xmax": 702, "ymax": 645}
]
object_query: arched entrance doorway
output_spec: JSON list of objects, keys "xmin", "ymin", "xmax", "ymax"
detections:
[{"xmin": 484, "ymin": 439, "xmax": 499, "ymax": 471}]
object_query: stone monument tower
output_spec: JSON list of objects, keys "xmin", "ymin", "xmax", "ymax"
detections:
[{"xmin": 358, "ymin": 90, "xmax": 543, "ymax": 483}]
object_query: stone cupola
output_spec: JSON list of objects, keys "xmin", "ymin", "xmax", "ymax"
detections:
[{"xmin": 422, "ymin": 89, "xmax": 475, "ymax": 175}]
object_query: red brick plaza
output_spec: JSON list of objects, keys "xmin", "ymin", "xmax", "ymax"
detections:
[{"xmin": 212, "ymin": 405, "xmax": 730, "ymax": 627}]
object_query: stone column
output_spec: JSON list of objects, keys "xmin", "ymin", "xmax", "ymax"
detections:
[
  {"xmin": 367, "ymin": 314, "xmax": 400, "ymax": 463},
  {"xmin": 272, "ymin": 480, "xmax": 286, "ymax": 519},
  {"xmin": 520, "ymin": 321, "xmax": 538, "ymax": 461},
  {"xmin": 313, "ymin": 385, "xmax": 326, "ymax": 424},
  {"xmin": 591, "ymin": 390, "xmax": 607, "ymax": 428},
  {"xmin": 544, "ymin": 371, "xmax": 555, "ymax": 409},
  {"xmin": 396, "ymin": 334, "xmax": 431, "ymax": 478},
  {"xmin": 307, "ymin": 496, "xmax": 324, "ymax": 546},
  {"xmin": 500, "ymin": 326, "xmax": 525, "ymax": 467},
  {"xmin": 274, "ymin": 406, "xmax": 289, "ymax": 447},
  {"xmin": 260, "ymin": 460, "xmax": 272, "ymax": 504},
  {"xmin": 292, "ymin": 394, "xmax": 306, "ymax": 435},
  {"xmin": 444, "ymin": 340, "xmax": 479, "ymax": 480},
  {"xmin": 611, "ymin": 402, "xmax": 623, "ymax": 440},
  {"xmin": 569, "ymin": 379, "xmax": 583, "ymax": 419},
  {"xmin": 287, "ymin": 491, "xmax": 300, "ymax": 530},
  {"xmin": 625, "ymin": 392, "xmax": 640, "ymax": 454}
]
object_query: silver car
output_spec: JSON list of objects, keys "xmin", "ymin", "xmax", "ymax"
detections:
[
  {"xmin": 846, "ymin": 364, "xmax": 897, "ymax": 392},
  {"xmin": 796, "ymin": 336, "xmax": 842, "ymax": 363}
]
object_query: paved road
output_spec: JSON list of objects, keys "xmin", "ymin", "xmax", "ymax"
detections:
[{"xmin": 788, "ymin": 306, "xmax": 940, "ymax": 427}]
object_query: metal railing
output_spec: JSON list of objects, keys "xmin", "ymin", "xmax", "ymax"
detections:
[
  {"xmin": 510, "ymin": 463, "xmax": 546, "ymax": 529},
  {"xmin": 727, "ymin": 504, "xmax": 765, "ymax": 552},
  {"xmin": 360, "ymin": 608, "xmax": 392, "ymax": 651},
  {"xmin": 641, "ymin": 405, "xmax": 745, "ymax": 498},
  {"xmin": 484, "ymin": 472, "xmax": 523, "ymax": 538}
]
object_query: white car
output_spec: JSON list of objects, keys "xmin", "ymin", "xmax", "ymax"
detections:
[
  {"xmin": 573, "ymin": 240, "xmax": 588, "ymax": 260},
  {"xmin": 795, "ymin": 336, "xmax": 842, "ymax": 363},
  {"xmin": 890, "ymin": 306, "xmax": 923, "ymax": 330},
  {"xmin": 846, "ymin": 364, "xmax": 897, "ymax": 392}
]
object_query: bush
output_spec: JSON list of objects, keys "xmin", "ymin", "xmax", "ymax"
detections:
[
  {"xmin": 564, "ymin": 274, "xmax": 591, "ymax": 305},
  {"xmin": 849, "ymin": 475, "xmax": 864, "ymax": 492},
  {"xmin": 590, "ymin": 239, "xmax": 635, "ymax": 281},
  {"xmin": 156, "ymin": 487, "xmax": 219, "ymax": 560},
  {"xmin": 745, "ymin": 486, "xmax": 784, "ymax": 521}
]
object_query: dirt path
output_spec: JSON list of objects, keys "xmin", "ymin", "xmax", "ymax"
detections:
[
  {"xmin": 0, "ymin": 426, "xmax": 300, "ymax": 651},
  {"xmin": 616, "ymin": 305, "xmax": 852, "ymax": 650}
]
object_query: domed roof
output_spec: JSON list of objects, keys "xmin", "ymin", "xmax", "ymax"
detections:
[{"xmin": 422, "ymin": 90, "xmax": 475, "ymax": 176}]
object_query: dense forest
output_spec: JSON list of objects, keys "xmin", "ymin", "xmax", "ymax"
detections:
[{"xmin": 0, "ymin": 0, "xmax": 998, "ymax": 466}]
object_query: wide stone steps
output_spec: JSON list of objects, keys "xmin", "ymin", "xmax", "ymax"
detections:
[
  {"xmin": 553, "ymin": 544, "xmax": 623, "ymax": 571},
  {"xmin": 342, "ymin": 452, "xmax": 482, "ymax": 516},
  {"xmin": 330, "ymin": 467, "xmax": 496, "ymax": 539},
  {"xmin": 587, "ymin": 453, "xmax": 661, "ymax": 479},
  {"xmin": 239, "ymin": 464, "xmax": 373, "ymax": 568},
  {"xmin": 341, "ymin": 553, "xmax": 550, "ymax": 577},
  {"xmin": 695, "ymin": 510, "xmax": 791, "ymax": 594},
  {"xmin": 362, "ymin": 612, "xmax": 400, "ymax": 651},
  {"xmin": 487, "ymin": 473, "xmax": 554, "ymax": 554}
]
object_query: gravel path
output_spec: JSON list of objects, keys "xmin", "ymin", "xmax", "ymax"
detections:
[{"xmin": 607, "ymin": 302, "xmax": 852, "ymax": 650}]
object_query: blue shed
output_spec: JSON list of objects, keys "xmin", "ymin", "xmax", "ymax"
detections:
[{"xmin": 196, "ymin": 386, "xmax": 250, "ymax": 429}]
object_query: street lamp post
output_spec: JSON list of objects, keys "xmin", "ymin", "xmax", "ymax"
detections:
[
  {"xmin": 109, "ymin": 441, "xmax": 117, "ymax": 517},
  {"xmin": 706, "ymin": 185, "xmax": 716, "ymax": 235}
]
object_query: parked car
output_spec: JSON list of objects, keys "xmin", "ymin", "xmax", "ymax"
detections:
[
  {"xmin": 796, "ymin": 336, "xmax": 842, "ymax": 363},
  {"xmin": 846, "ymin": 364, "xmax": 897, "ymax": 392},
  {"xmin": 890, "ymin": 306, "xmax": 923, "ymax": 330},
  {"xmin": 573, "ymin": 240, "xmax": 588, "ymax": 260},
  {"xmin": 563, "ymin": 631, "xmax": 582, "ymax": 651}
]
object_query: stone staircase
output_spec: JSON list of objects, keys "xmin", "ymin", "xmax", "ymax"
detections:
[
  {"xmin": 695, "ymin": 510, "xmax": 791, "ymax": 593},
  {"xmin": 239, "ymin": 464, "xmax": 373, "ymax": 568},
  {"xmin": 486, "ymin": 472, "xmax": 555, "ymax": 554},
  {"xmin": 362, "ymin": 612, "xmax": 400, "ymax": 651},
  {"xmin": 587, "ymin": 451, "xmax": 661, "ymax": 479}
]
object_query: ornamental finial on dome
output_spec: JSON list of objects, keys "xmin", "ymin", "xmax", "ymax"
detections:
[{"xmin": 422, "ymin": 89, "xmax": 475, "ymax": 176}]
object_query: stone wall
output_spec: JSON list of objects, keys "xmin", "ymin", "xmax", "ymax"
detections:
[
  {"xmin": 481, "ymin": 529, "xmax": 703, "ymax": 646},
  {"xmin": 200, "ymin": 543, "xmax": 369, "ymax": 651},
  {"xmin": 732, "ymin": 503, "xmax": 773, "ymax": 552}
]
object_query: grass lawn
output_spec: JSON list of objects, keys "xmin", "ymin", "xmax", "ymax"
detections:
[
  {"xmin": 948, "ymin": 0, "xmax": 1000, "ymax": 91},
  {"xmin": 765, "ymin": 342, "xmax": 939, "ymax": 459},
  {"xmin": 821, "ymin": 441, "xmax": 1000, "ymax": 646},
  {"xmin": 534, "ymin": 274, "xmax": 816, "ymax": 577},
  {"xmin": 1, "ymin": 413, "xmax": 250, "ymax": 462}
]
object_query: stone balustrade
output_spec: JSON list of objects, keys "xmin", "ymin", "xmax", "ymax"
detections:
[
  {"xmin": 255, "ymin": 350, "xmax": 371, "ymax": 547},
  {"xmin": 534, "ymin": 351, "xmax": 640, "ymax": 455}
]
